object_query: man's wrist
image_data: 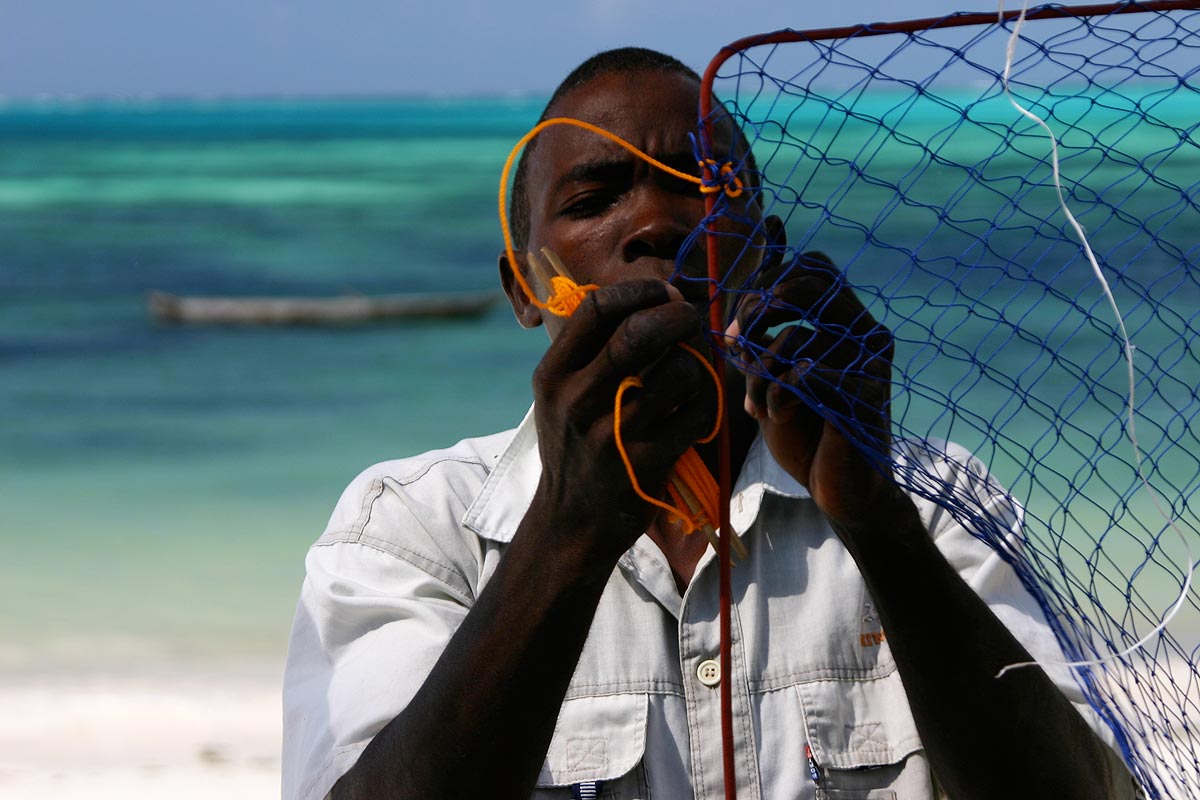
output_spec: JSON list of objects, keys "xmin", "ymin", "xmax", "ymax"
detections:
[
  {"xmin": 828, "ymin": 482, "xmax": 931, "ymax": 570},
  {"xmin": 512, "ymin": 494, "xmax": 636, "ymax": 590}
]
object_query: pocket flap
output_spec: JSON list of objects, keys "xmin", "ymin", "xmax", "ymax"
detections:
[
  {"xmin": 797, "ymin": 670, "xmax": 923, "ymax": 770},
  {"xmin": 536, "ymin": 692, "xmax": 648, "ymax": 787}
]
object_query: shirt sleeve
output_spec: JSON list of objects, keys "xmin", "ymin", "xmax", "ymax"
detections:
[{"xmin": 281, "ymin": 464, "xmax": 485, "ymax": 800}]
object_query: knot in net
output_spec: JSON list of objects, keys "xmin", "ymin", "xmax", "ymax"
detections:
[{"xmin": 699, "ymin": 158, "xmax": 746, "ymax": 196}]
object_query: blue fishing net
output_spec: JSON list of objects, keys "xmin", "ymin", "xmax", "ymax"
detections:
[{"xmin": 682, "ymin": 3, "xmax": 1200, "ymax": 796}]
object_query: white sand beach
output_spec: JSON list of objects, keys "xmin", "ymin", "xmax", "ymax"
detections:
[
  {"xmin": 3, "ymin": 650, "xmax": 1196, "ymax": 799},
  {"xmin": 0, "ymin": 665, "xmax": 282, "ymax": 800}
]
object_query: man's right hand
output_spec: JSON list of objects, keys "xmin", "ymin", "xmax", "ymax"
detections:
[{"xmin": 526, "ymin": 278, "xmax": 717, "ymax": 567}]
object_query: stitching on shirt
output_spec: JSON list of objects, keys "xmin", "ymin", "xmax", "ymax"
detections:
[
  {"xmin": 564, "ymin": 737, "xmax": 608, "ymax": 770},
  {"xmin": 349, "ymin": 476, "xmax": 387, "ymax": 543},
  {"xmin": 848, "ymin": 721, "xmax": 889, "ymax": 752},
  {"xmin": 361, "ymin": 531, "xmax": 474, "ymax": 603},
  {"xmin": 822, "ymin": 734, "xmax": 924, "ymax": 766},
  {"xmin": 745, "ymin": 663, "xmax": 899, "ymax": 692},
  {"xmin": 386, "ymin": 481, "xmax": 476, "ymax": 600},
  {"xmin": 316, "ymin": 519, "xmax": 458, "ymax": 581},
  {"xmin": 315, "ymin": 529, "xmax": 371, "ymax": 548},
  {"xmin": 563, "ymin": 680, "xmax": 685, "ymax": 699},
  {"xmin": 537, "ymin": 692, "xmax": 642, "ymax": 785},
  {"xmin": 792, "ymin": 682, "xmax": 925, "ymax": 768},
  {"xmin": 312, "ymin": 537, "xmax": 474, "ymax": 607},
  {"xmin": 315, "ymin": 464, "xmax": 484, "ymax": 601},
  {"xmin": 680, "ymin": 616, "xmax": 706, "ymax": 794},
  {"xmin": 731, "ymin": 600, "xmax": 761, "ymax": 799},
  {"xmin": 391, "ymin": 454, "xmax": 488, "ymax": 486},
  {"xmin": 320, "ymin": 454, "xmax": 490, "ymax": 546}
]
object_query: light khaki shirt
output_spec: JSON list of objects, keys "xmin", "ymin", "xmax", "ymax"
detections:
[{"xmin": 283, "ymin": 409, "xmax": 1121, "ymax": 800}]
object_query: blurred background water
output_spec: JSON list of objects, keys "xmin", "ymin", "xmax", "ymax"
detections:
[
  {"xmin": 0, "ymin": 97, "xmax": 551, "ymax": 671},
  {"xmin": 2, "ymin": 87, "xmax": 1196, "ymax": 676}
]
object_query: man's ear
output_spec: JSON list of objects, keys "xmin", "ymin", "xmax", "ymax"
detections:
[{"xmin": 498, "ymin": 252, "xmax": 544, "ymax": 329}]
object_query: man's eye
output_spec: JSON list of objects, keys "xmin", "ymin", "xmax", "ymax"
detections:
[
  {"xmin": 562, "ymin": 191, "xmax": 617, "ymax": 217},
  {"xmin": 667, "ymin": 173, "xmax": 701, "ymax": 196}
]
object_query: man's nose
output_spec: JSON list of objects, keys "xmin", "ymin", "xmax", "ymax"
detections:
[{"xmin": 618, "ymin": 187, "xmax": 696, "ymax": 270}]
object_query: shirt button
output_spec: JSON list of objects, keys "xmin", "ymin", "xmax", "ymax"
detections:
[{"xmin": 696, "ymin": 658, "xmax": 721, "ymax": 687}]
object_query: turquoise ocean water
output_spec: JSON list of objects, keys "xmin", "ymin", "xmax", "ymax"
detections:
[
  {"xmin": 0, "ymin": 97, "xmax": 552, "ymax": 671},
  {"xmin": 2, "ymin": 91, "xmax": 1196, "ymax": 672}
]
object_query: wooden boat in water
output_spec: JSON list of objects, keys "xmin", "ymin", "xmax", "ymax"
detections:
[{"xmin": 147, "ymin": 290, "xmax": 501, "ymax": 326}]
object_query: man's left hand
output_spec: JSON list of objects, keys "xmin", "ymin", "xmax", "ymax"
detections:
[{"xmin": 725, "ymin": 251, "xmax": 900, "ymax": 532}]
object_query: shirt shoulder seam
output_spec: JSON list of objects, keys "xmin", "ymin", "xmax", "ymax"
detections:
[{"xmin": 312, "ymin": 533, "xmax": 475, "ymax": 606}]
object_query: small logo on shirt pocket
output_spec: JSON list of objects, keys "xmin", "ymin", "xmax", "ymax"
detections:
[
  {"xmin": 859, "ymin": 630, "xmax": 886, "ymax": 647},
  {"xmin": 859, "ymin": 597, "xmax": 885, "ymax": 647}
]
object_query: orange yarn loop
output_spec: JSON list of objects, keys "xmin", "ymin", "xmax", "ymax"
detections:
[
  {"xmin": 611, "ymin": 342, "xmax": 724, "ymax": 536},
  {"xmin": 546, "ymin": 275, "xmax": 593, "ymax": 317}
]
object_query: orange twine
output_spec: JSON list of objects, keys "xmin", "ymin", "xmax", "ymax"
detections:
[
  {"xmin": 611, "ymin": 342, "xmax": 723, "ymax": 534},
  {"xmin": 546, "ymin": 275, "xmax": 592, "ymax": 317}
]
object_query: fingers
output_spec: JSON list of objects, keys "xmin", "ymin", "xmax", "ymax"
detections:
[
  {"xmin": 731, "ymin": 265, "xmax": 876, "ymax": 346},
  {"xmin": 743, "ymin": 326, "xmax": 826, "ymax": 422},
  {"xmin": 542, "ymin": 279, "xmax": 688, "ymax": 376},
  {"xmin": 738, "ymin": 263, "xmax": 893, "ymax": 418},
  {"xmin": 619, "ymin": 345, "xmax": 717, "ymax": 448},
  {"xmin": 744, "ymin": 322, "xmax": 892, "ymax": 395},
  {"xmin": 529, "ymin": 278, "xmax": 719, "ymax": 533},
  {"xmin": 726, "ymin": 250, "xmax": 890, "ymax": 371},
  {"xmin": 742, "ymin": 322, "xmax": 893, "ymax": 454},
  {"xmin": 533, "ymin": 279, "xmax": 717, "ymax": 453}
]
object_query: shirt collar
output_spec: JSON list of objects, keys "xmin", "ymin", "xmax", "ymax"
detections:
[
  {"xmin": 728, "ymin": 433, "xmax": 811, "ymax": 534},
  {"xmin": 462, "ymin": 408, "xmax": 811, "ymax": 544},
  {"xmin": 461, "ymin": 406, "xmax": 543, "ymax": 543}
]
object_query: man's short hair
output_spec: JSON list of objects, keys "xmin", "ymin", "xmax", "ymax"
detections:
[{"xmin": 509, "ymin": 48, "xmax": 702, "ymax": 250}]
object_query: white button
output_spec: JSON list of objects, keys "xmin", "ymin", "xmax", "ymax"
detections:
[{"xmin": 696, "ymin": 658, "xmax": 721, "ymax": 687}]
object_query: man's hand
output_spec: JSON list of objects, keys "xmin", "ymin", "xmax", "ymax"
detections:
[
  {"xmin": 725, "ymin": 251, "xmax": 899, "ymax": 531},
  {"xmin": 332, "ymin": 281, "xmax": 716, "ymax": 800},
  {"xmin": 529, "ymin": 278, "xmax": 717, "ymax": 566}
]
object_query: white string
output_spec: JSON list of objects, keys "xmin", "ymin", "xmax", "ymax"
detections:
[{"xmin": 993, "ymin": 0, "xmax": 1196, "ymax": 679}]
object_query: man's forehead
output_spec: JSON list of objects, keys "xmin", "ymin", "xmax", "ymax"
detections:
[
  {"xmin": 535, "ymin": 71, "xmax": 702, "ymax": 163},
  {"xmin": 519, "ymin": 68, "xmax": 750, "ymax": 218}
]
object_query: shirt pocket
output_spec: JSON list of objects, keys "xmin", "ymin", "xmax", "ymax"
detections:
[
  {"xmin": 532, "ymin": 692, "xmax": 651, "ymax": 800},
  {"xmin": 795, "ymin": 671, "xmax": 934, "ymax": 800}
]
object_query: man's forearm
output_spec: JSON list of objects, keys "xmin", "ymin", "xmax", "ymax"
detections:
[
  {"xmin": 331, "ymin": 280, "xmax": 708, "ymax": 799},
  {"xmin": 331, "ymin": 510, "xmax": 616, "ymax": 800},
  {"xmin": 838, "ymin": 495, "xmax": 1115, "ymax": 800}
]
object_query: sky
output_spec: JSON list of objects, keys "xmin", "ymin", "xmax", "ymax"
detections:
[{"xmin": 0, "ymin": 0, "xmax": 990, "ymax": 97}]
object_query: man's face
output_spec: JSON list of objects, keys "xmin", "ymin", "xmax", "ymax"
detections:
[{"xmin": 511, "ymin": 69, "xmax": 761, "ymax": 335}]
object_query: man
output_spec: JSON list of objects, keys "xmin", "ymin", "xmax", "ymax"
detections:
[{"xmin": 283, "ymin": 48, "xmax": 1132, "ymax": 799}]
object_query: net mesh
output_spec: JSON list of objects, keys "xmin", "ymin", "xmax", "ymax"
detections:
[{"xmin": 682, "ymin": 3, "xmax": 1200, "ymax": 796}]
